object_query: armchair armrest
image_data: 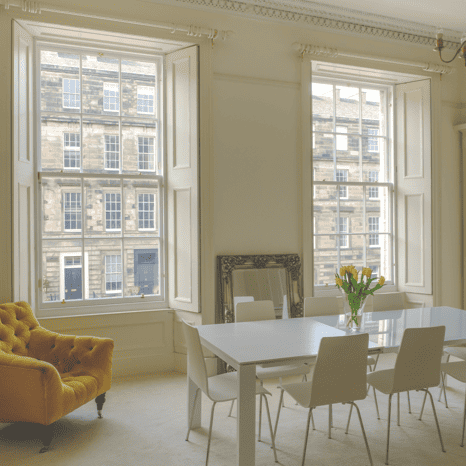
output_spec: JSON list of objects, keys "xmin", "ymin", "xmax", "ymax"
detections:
[
  {"xmin": 28, "ymin": 327, "xmax": 114, "ymax": 392},
  {"xmin": 0, "ymin": 351, "xmax": 63, "ymax": 425}
]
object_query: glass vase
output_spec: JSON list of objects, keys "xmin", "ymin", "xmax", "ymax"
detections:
[{"xmin": 341, "ymin": 291, "xmax": 367, "ymax": 332}]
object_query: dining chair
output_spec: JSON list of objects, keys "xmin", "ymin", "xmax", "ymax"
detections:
[
  {"xmin": 436, "ymin": 345, "xmax": 466, "ymax": 402},
  {"xmin": 273, "ymin": 333, "xmax": 373, "ymax": 466},
  {"xmin": 182, "ymin": 319, "xmax": 278, "ymax": 465},
  {"xmin": 364, "ymin": 326, "xmax": 446, "ymax": 465},
  {"xmin": 229, "ymin": 300, "xmax": 312, "ymax": 441},
  {"xmin": 304, "ymin": 296, "xmax": 381, "ymax": 436}
]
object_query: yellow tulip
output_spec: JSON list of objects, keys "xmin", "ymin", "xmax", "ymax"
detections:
[
  {"xmin": 339, "ymin": 267, "xmax": 346, "ymax": 277},
  {"xmin": 362, "ymin": 267, "xmax": 372, "ymax": 278},
  {"xmin": 378, "ymin": 276, "xmax": 385, "ymax": 286},
  {"xmin": 352, "ymin": 272, "xmax": 358, "ymax": 281},
  {"xmin": 335, "ymin": 277, "xmax": 343, "ymax": 287}
]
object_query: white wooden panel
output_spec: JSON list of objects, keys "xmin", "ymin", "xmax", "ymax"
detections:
[
  {"xmin": 172, "ymin": 57, "xmax": 191, "ymax": 169},
  {"xmin": 12, "ymin": 21, "xmax": 35, "ymax": 306},
  {"xmin": 404, "ymin": 89, "xmax": 423, "ymax": 178},
  {"xmin": 174, "ymin": 188, "xmax": 192, "ymax": 301},
  {"xmin": 396, "ymin": 79, "xmax": 431, "ymax": 295},
  {"xmin": 405, "ymin": 194, "xmax": 423, "ymax": 285},
  {"xmin": 167, "ymin": 46, "xmax": 199, "ymax": 312}
]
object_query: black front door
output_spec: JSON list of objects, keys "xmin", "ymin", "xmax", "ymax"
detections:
[
  {"xmin": 134, "ymin": 249, "xmax": 158, "ymax": 295},
  {"xmin": 65, "ymin": 267, "xmax": 82, "ymax": 300}
]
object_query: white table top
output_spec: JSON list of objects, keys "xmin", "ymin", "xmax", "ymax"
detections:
[{"xmin": 197, "ymin": 316, "xmax": 380, "ymax": 369}]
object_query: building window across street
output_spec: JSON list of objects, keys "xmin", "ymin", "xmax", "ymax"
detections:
[
  {"xmin": 335, "ymin": 169, "xmax": 348, "ymax": 199},
  {"xmin": 138, "ymin": 193, "xmax": 155, "ymax": 230},
  {"xmin": 138, "ymin": 136, "xmax": 155, "ymax": 171},
  {"xmin": 103, "ymin": 82, "xmax": 119, "ymax": 112},
  {"xmin": 368, "ymin": 170, "xmax": 379, "ymax": 199},
  {"xmin": 64, "ymin": 192, "xmax": 82, "ymax": 231},
  {"xmin": 64, "ymin": 133, "xmax": 81, "ymax": 169},
  {"xmin": 63, "ymin": 78, "xmax": 80, "ymax": 109},
  {"xmin": 105, "ymin": 255, "xmax": 122, "ymax": 293},
  {"xmin": 104, "ymin": 135, "xmax": 120, "ymax": 170},
  {"xmin": 137, "ymin": 86, "xmax": 155, "ymax": 114},
  {"xmin": 105, "ymin": 193, "xmax": 121, "ymax": 230},
  {"xmin": 369, "ymin": 216, "xmax": 380, "ymax": 247}
]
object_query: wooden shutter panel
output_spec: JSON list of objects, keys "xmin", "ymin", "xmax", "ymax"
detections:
[
  {"xmin": 166, "ymin": 46, "xmax": 199, "ymax": 312},
  {"xmin": 12, "ymin": 21, "xmax": 35, "ymax": 305},
  {"xmin": 395, "ymin": 79, "xmax": 432, "ymax": 294}
]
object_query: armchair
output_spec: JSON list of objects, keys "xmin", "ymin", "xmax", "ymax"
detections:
[{"xmin": 0, "ymin": 301, "xmax": 114, "ymax": 452}]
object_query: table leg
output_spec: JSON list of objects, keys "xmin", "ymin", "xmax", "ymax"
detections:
[
  {"xmin": 187, "ymin": 374, "xmax": 201, "ymax": 429},
  {"xmin": 237, "ymin": 364, "xmax": 257, "ymax": 466}
]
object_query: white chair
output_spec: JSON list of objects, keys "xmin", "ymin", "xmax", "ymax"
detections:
[
  {"xmin": 229, "ymin": 300, "xmax": 312, "ymax": 440},
  {"xmin": 182, "ymin": 319, "xmax": 278, "ymax": 465},
  {"xmin": 304, "ymin": 296, "xmax": 381, "ymax": 434},
  {"xmin": 372, "ymin": 292, "xmax": 406, "ymax": 312},
  {"xmin": 274, "ymin": 333, "xmax": 373, "ymax": 466},
  {"xmin": 364, "ymin": 326, "xmax": 446, "ymax": 465}
]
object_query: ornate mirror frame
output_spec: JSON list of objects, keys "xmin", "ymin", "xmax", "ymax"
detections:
[{"xmin": 216, "ymin": 254, "xmax": 304, "ymax": 324}]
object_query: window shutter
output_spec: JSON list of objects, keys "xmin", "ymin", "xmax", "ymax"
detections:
[
  {"xmin": 12, "ymin": 21, "xmax": 35, "ymax": 305},
  {"xmin": 395, "ymin": 79, "xmax": 432, "ymax": 294},
  {"xmin": 166, "ymin": 46, "xmax": 199, "ymax": 312}
]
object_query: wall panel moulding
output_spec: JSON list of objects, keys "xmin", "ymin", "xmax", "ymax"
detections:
[{"xmin": 142, "ymin": 0, "xmax": 461, "ymax": 51}]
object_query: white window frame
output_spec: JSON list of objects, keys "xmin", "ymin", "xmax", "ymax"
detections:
[
  {"xmin": 335, "ymin": 169, "xmax": 348, "ymax": 199},
  {"xmin": 104, "ymin": 134, "xmax": 120, "ymax": 170},
  {"xmin": 138, "ymin": 192, "xmax": 156, "ymax": 231},
  {"xmin": 63, "ymin": 132, "xmax": 81, "ymax": 169},
  {"xmin": 368, "ymin": 128, "xmax": 379, "ymax": 152},
  {"xmin": 103, "ymin": 82, "xmax": 120, "ymax": 112},
  {"xmin": 369, "ymin": 216, "xmax": 380, "ymax": 247},
  {"xmin": 138, "ymin": 136, "xmax": 155, "ymax": 172},
  {"xmin": 105, "ymin": 192, "xmax": 122, "ymax": 231},
  {"xmin": 137, "ymin": 85, "xmax": 155, "ymax": 115},
  {"xmin": 105, "ymin": 254, "xmax": 122, "ymax": 294},
  {"xmin": 63, "ymin": 78, "xmax": 80, "ymax": 109},
  {"xmin": 63, "ymin": 191, "xmax": 82, "ymax": 232}
]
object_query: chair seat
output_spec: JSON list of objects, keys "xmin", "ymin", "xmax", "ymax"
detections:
[
  {"xmin": 367, "ymin": 356, "xmax": 377, "ymax": 366},
  {"xmin": 441, "ymin": 361, "xmax": 466, "ymax": 383},
  {"xmin": 207, "ymin": 372, "xmax": 271, "ymax": 403},
  {"xmin": 444, "ymin": 347, "xmax": 466, "ymax": 361},
  {"xmin": 256, "ymin": 362, "xmax": 312, "ymax": 380},
  {"xmin": 281, "ymin": 365, "xmax": 316, "ymax": 408},
  {"xmin": 367, "ymin": 368, "xmax": 395, "ymax": 394}
]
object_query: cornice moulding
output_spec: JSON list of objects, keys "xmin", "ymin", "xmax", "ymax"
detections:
[{"xmin": 146, "ymin": 0, "xmax": 461, "ymax": 51}]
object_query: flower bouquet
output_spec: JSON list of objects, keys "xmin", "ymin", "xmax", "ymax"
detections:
[{"xmin": 335, "ymin": 266, "xmax": 386, "ymax": 331}]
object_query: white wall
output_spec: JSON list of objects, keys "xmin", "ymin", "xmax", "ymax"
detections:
[{"xmin": 0, "ymin": 0, "xmax": 464, "ymax": 376}]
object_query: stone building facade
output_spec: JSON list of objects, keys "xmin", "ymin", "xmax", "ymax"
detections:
[{"xmin": 39, "ymin": 51, "xmax": 161, "ymax": 303}]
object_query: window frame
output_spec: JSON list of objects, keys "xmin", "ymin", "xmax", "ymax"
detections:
[
  {"xmin": 138, "ymin": 135, "xmax": 156, "ymax": 172},
  {"xmin": 137, "ymin": 85, "xmax": 155, "ymax": 115},
  {"xmin": 63, "ymin": 132, "xmax": 81, "ymax": 169},
  {"xmin": 104, "ymin": 134, "xmax": 120, "ymax": 171},
  {"xmin": 138, "ymin": 192, "xmax": 156, "ymax": 231},
  {"xmin": 36, "ymin": 42, "xmax": 167, "ymax": 315},
  {"xmin": 63, "ymin": 191, "xmax": 82, "ymax": 232},
  {"xmin": 104, "ymin": 191, "xmax": 122, "ymax": 231},
  {"xmin": 367, "ymin": 128, "xmax": 379, "ymax": 153},
  {"xmin": 62, "ymin": 78, "xmax": 80, "ymax": 110},
  {"xmin": 104, "ymin": 254, "xmax": 123, "ymax": 294},
  {"xmin": 103, "ymin": 82, "xmax": 120, "ymax": 112}
]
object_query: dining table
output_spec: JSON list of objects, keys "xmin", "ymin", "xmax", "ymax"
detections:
[{"xmin": 189, "ymin": 306, "xmax": 466, "ymax": 466}]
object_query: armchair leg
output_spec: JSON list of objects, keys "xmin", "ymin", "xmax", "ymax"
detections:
[
  {"xmin": 95, "ymin": 392, "xmax": 107, "ymax": 419},
  {"xmin": 39, "ymin": 423, "xmax": 54, "ymax": 453}
]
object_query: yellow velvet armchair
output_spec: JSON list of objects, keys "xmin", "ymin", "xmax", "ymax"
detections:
[{"xmin": 0, "ymin": 301, "xmax": 114, "ymax": 452}]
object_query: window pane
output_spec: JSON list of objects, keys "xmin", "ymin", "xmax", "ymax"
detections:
[
  {"xmin": 312, "ymin": 83, "xmax": 333, "ymax": 120},
  {"xmin": 362, "ymin": 138, "xmax": 388, "ymax": 182},
  {"xmin": 120, "ymin": 59, "xmax": 156, "ymax": 117},
  {"xmin": 82, "ymin": 55, "xmax": 119, "ymax": 115},
  {"xmin": 366, "ymin": 234, "xmax": 392, "ymax": 283},
  {"xmin": 313, "ymin": 185, "xmax": 337, "ymax": 234},
  {"xmin": 41, "ymin": 115, "xmax": 80, "ymax": 172},
  {"xmin": 336, "ymin": 86, "xmax": 359, "ymax": 133},
  {"xmin": 362, "ymin": 88, "xmax": 386, "ymax": 136},
  {"xmin": 41, "ymin": 51, "xmax": 80, "ymax": 113},
  {"xmin": 123, "ymin": 179, "xmax": 159, "ymax": 234},
  {"xmin": 85, "ymin": 238, "xmax": 122, "ymax": 299},
  {"xmin": 122, "ymin": 119, "xmax": 157, "ymax": 174},
  {"xmin": 313, "ymin": 135, "xmax": 334, "ymax": 181},
  {"xmin": 124, "ymin": 238, "xmax": 160, "ymax": 297}
]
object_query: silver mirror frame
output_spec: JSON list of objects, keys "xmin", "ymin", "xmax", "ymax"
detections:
[{"xmin": 216, "ymin": 254, "xmax": 304, "ymax": 324}]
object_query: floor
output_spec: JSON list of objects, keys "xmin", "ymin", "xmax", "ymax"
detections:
[{"xmin": 2, "ymin": 354, "xmax": 466, "ymax": 466}]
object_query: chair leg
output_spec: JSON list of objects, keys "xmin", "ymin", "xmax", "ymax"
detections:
[
  {"xmin": 419, "ymin": 390, "xmax": 428, "ymax": 421},
  {"xmin": 422, "ymin": 388, "xmax": 446, "ymax": 453},
  {"xmin": 461, "ymin": 385, "xmax": 466, "ymax": 447},
  {"xmin": 228, "ymin": 399, "xmax": 235, "ymax": 417},
  {"xmin": 441, "ymin": 372, "xmax": 449, "ymax": 408},
  {"xmin": 373, "ymin": 387, "xmax": 380, "ymax": 420},
  {"xmin": 273, "ymin": 388, "xmax": 285, "ymax": 441},
  {"xmin": 95, "ymin": 392, "xmax": 106, "ymax": 419},
  {"xmin": 279, "ymin": 377, "xmax": 285, "ymax": 407},
  {"xmin": 205, "ymin": 401, "xmax": 217, "ymax": 466},
  {"xmin": 297, "ymin": 374, "xmax": 307, "ymax": 405},
  {"xmin": 311, "ymin": 410, "xmax": 316, "ymax": 430},
  {"xmin": 345, "ymin": 403, "xmax": 353, "ymax": 434},
  {"xmin": 186, "ymin": 388, "xmax": 200, "ymax": 441},
  {"xmin": 301, "ymin": 408, "xmax": 314, "ymax": 466},
  {"xmin": 262, "ymin": 394, "xmax": 278, "ymax": 462},
  {"xmin": 39, "ymin": 423, "xmax": 54, "ymax": 453},
  {"xmin": 386, "ymin": 393, "xmax": 393, "ymax": 465},
  {"xmin": 351, "ymin": 401, "xmax": 374, "ymax": 466},
  {"xmin": 258, "ymin": 380, "xmax": 263, "ymax": 442},
  {"xmin": 328, "ymin": 404, "xmax": 333, "ymax": 439},
  {"xmin": 397, "ymin": 392, "xmax": 400, "ymax": 426},
  {"xmin": 407, "ymin": 391, "xmax": 411, "ymax": 414}
]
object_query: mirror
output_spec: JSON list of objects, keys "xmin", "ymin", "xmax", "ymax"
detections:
[{"xmin": 216, "ymin": 254, "xmax": 303, "ymax": 324}]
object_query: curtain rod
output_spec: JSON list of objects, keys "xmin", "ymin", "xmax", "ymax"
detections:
[
  {"xmin": 294, "ymin": 43, "xmax": 454, "ymax": 75},
  {"xmin": 1, "ymin": 0, "xmax": 234, "ymax": 41}
]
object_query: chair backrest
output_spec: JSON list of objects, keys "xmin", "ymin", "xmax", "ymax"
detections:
[
  {"xmin": 236, "ymin": 300, "xmax": 275, "ymax": 323},
  {"xmin": 181, "ymin": 320, "xmax": 209, "ymax": 395},
  {"xmin": 310, "ymin": 333, "xmax": 369, "ymax": 407},
  {"xmin": 233, "ymin": 296, "xmax": 254, "ymax": 315},
  {"xmin": 393, "ymin": 326, "xmax": 445, "ymax": 392},
  {"xmin": 372, "ymin": 292, "xmax": 405, "ymax": 312},
  {"xmin": 304, "ymin": 296, "xmax": 342, "ymax": 317}
]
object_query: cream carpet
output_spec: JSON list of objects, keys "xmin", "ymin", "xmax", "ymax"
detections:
[{"xmin": 2, "ymin": 354, "xmax": 466, "ymax": 466}]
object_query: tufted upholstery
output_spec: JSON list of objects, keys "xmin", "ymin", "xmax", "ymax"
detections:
[{"xmin": 0, "ymin": 302, "xmax": 114, "ymax": 426}]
